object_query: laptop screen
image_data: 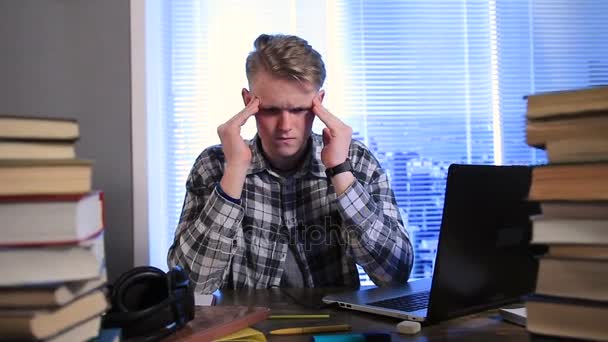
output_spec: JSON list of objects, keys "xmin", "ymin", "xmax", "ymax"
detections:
[{"xmin": 426, "ymin": 164, "xmax": 542, "ymax": 323}]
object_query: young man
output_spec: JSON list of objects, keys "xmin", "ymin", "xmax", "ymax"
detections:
[{"xmin": 168, "ymin": 34, "xmax": 414, "ymax": 294}]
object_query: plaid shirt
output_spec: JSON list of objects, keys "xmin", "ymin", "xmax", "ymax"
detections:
[{"xmin": 168, "ymin": 133, "xmax": 414, "ymax": 294}]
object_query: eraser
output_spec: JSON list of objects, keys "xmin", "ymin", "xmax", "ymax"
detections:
[{"xmin": 396, "ymin": 320, "xmax": 421, "ymax": 335}]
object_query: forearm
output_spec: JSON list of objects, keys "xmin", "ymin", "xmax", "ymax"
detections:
[
  {"xmin": 168, "ymin": 187, "xmax": 244, "ymax": 294},
  {"xmin": 219, "ymin": 164, "xmax": 249, "ymax": 199},
  {"xmin": 337, "ymin": 181, "xmax": 414, "ymax": 286},
  {"xmin": 329, "ymin": 171, "xmax": 356, "ymax": 196}
]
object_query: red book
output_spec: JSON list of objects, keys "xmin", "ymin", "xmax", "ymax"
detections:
[
  {"xmin": 165, "ymin": 306, "xmax": 271, "ymax": 342},
  {"xmin": 0, "ymin": 191, "xmax": 104, "ymax": 247}
]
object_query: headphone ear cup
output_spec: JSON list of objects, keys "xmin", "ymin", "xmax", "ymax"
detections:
[
  {"xmin": 101, "ymin": 266, "xmax": 195, "ymax": 339},
  {"xmin": 109, "ymin": 266, "xmax": 165, "ymax": 312},
  {"xmin": 115, "ymin": 267, "xmax": 167, "ymax": 313},
  {"xmin": 102, "ymin": 267, "xmax": 171, "ymax": 334}
]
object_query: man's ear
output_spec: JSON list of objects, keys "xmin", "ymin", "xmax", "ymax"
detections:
[
  {"xmin": 242, "ymin": 88, "xmax": 252, "ymax": 106},
  {"xmin": 318, "ymin": 89, "xmax": 326, "ymax": 103}
]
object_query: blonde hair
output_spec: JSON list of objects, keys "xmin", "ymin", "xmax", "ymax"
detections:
[{"xmin": 245, "ymin": 34, "xmax": 326, "ymax": 89}]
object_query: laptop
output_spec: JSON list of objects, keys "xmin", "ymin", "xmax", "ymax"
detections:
[{"xmin": 322, "ymin": 164, "xmax": 542, "ymax": 324}]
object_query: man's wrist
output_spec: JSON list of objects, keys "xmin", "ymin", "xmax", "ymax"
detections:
[
  {"xmin": 325, "ymin": 158, "xmax": 352, "ymax": 178},
  {"xmin": 220, "ymin": 164, "xmax": 249, "ymax": 199},
  {"xmin": 216, "ymin": 183, "xmax": 241, "ymax": 204}
]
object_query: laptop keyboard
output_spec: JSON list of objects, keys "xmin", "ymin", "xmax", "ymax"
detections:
[{"xmin": 366, "ymin": 291, "xmax": 430, "ymax": 312}]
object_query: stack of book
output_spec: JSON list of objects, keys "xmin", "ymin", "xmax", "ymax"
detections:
[
  {"xmin": 524, "ymin": 86, "xmax": 608, "ymax": 341},
  {"xmin": 0, "ymin": 115, "xmax": 109, "ymax": 341}
]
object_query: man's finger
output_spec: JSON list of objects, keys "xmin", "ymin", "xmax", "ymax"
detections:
[
  {"xmin": 312, "ymin": 97, "xmax": 340, "ymax": 127},
  {"xmin": 322, "ymin": 127, "xmax": 331, "ymax": 146},
  {"xmin": 234, "ymin": 97, "xmax": 260, "ymax": 126}
]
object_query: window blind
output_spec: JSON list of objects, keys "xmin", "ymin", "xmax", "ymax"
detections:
[
  {"xmin": 147, "ymin": 0, "xmax": 607, "ymax": 284},
  {"xmin": 341, "ymin": 0, "xmax": 500, "ymax": 278}
]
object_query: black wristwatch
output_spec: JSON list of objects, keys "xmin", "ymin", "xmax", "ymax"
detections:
[{"xmin": 325, "ymin": 159, "xmax": 353, "ymax": 178}]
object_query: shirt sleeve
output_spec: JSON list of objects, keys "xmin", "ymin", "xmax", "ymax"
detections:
[
  {"xmin": 335, "ymin": 149, "xmax": 415, "ymax": 286},
  {"xmin": 167, "ymin": 150, "xmax": 244, "ymax": 294}
]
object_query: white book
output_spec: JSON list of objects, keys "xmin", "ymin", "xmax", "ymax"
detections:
[{"xmin": 0, "ymin": 233, "xmax": 105, "ymax": 287}]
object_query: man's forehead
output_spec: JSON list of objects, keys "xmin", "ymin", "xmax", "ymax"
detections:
[
  {"xmin": 256, "ymin": 92, "xmax": 316, "ymax": 109},
  {"xmin": 259, "ymin": 100, "xmax": 312, "ymax": 110}
]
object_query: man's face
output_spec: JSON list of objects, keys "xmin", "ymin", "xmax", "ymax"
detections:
[{"xmin": 243, "ymin": 71, "xmax": 323, "ymax": 169}]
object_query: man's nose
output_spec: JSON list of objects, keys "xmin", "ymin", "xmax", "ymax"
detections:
[{"xmin": 277, "ymin": 111, "xmax": 292, "ymax": 131}]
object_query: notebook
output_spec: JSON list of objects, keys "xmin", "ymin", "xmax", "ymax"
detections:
[
  {"xmin": 322, "ymin": 164, "xmax": 541, "ymax": 324},
  {"xmin": 215, "ymin": 327, "xmax": 266, "ymax": 342},
  {"xmin": 194, "ymin": 293, "xmax": 217, "ymax": 306},
  {"xmin": 499, "ymin": 307, "xmax": 527, "ymax": 326}
]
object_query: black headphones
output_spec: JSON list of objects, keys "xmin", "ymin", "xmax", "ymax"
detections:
[{"xmin": 102, "ymin": 266, "xmax": 195, "ymax": 341}]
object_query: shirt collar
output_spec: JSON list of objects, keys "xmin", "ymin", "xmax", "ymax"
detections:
[{"xmin": 247, "ymin": 133, "xmax": 327, "ymax": 178}]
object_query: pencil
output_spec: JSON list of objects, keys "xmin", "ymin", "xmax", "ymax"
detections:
[{"xmin": 269, "ymin": 324, "xmax": 351, "ymax": 335}]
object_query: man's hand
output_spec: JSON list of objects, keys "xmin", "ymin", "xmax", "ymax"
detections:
[
  {"xmin": 312, "ymin": 96, "xmax": 355, "ymax": 196},
  {"xmin": 217, "ymin": 97, "xmax": 260, "ymax": 168},
  {"xmin": 217, "ymin": 97, "xmax": 260, "ymax": 199},
  {"xmin": 312, "ymin": 96, "xmax": 353, "ymax": 168}
]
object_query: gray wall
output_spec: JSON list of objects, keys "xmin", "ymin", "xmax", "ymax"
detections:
[{"xmin": 0, "ymin": 0, "xmax": 133, "ymax": 281}]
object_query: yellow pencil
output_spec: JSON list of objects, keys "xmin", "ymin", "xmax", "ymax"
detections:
[
  {"xmin": 269, "ymin": 314, "xmax": 330, "ymax": 319},
  {"xmin": 269, "ymin": 324, "xmax": 351, "ymax": 335}
]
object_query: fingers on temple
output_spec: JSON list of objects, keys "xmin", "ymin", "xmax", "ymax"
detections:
[
  {"xmin": 235, "ymin": 97, "xmax": 260, "ymax": 125},
  {"xmin": 312, "ymin": 97, "xmax": 336, "ymax": 126}
]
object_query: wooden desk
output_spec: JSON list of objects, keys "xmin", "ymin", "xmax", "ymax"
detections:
[{"xmin": 212, "ymin": 288, "xmax": 529, "ymax": 342}]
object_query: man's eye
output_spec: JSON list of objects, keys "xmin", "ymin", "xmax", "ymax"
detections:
[{"xmin": 292, "ymin": 108, "xmax": 308, "ymax": 114}]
